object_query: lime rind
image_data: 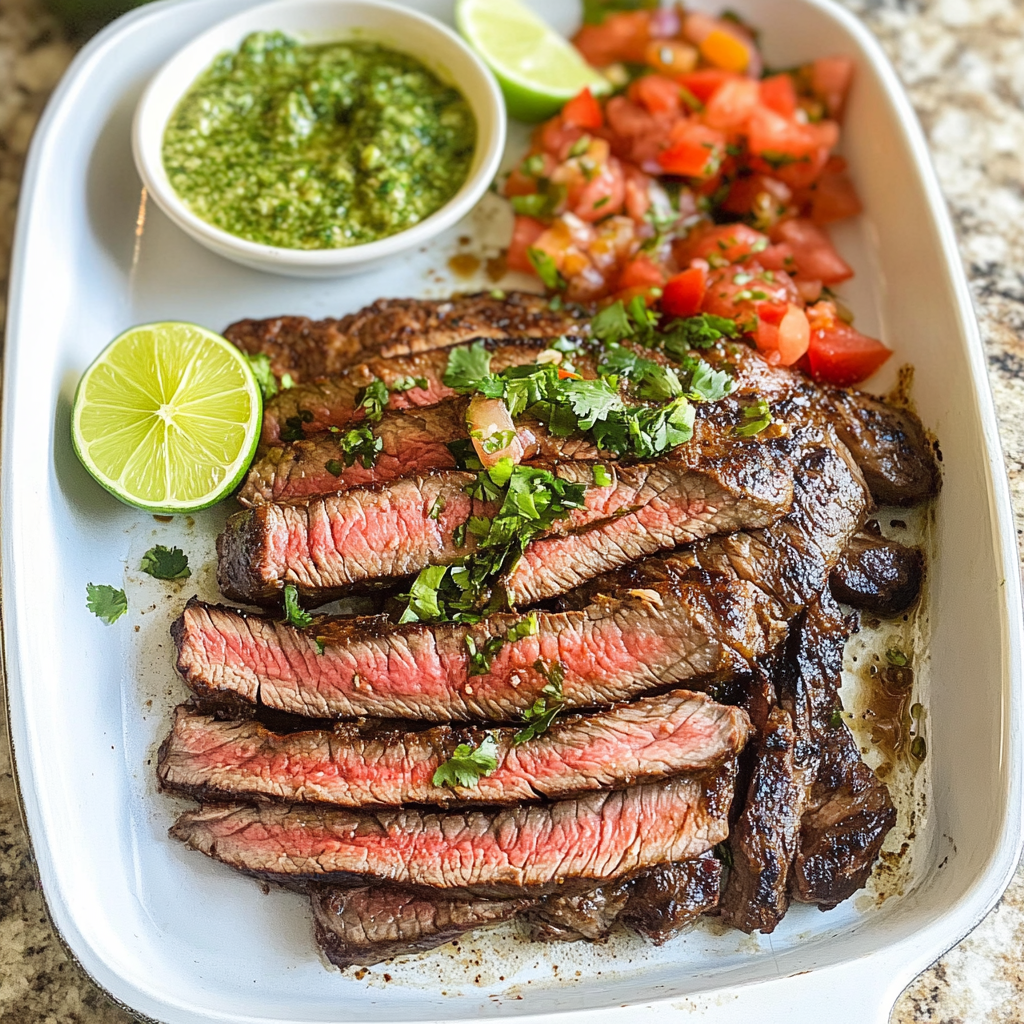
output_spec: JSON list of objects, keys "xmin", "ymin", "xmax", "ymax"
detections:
[
  {"xmin": 455, "ymin": 0, "xmax": 609, "ymax": 122},
  {"xmin": 71, "ymin": 322, "xmax": 262, "ymax": 514}
]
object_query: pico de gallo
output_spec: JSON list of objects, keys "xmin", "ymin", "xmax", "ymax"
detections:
[{"xmin": 503, "ymin": 4, "xmax": 890, "ymax": 388}]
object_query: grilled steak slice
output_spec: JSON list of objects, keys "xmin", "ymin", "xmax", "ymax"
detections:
[
  {"xmin": 169, "ymin": 765, "xmax": 737, "ymax": 896},
  {"xmin": 829, "ymin": 521, "xmax": 924, "ymax": 616},
  {"xmin": 718, "ymin": 706, "xmax": 805, "ymax": 933},
  {"xmin": 778, "ymin": 594, "xmax": 896, "ymax": 909},
  {"xmin": 173, "ymin": 579, "xmax": 785, "ymax": 721},
  {"xmin": 240, "ymin": 399, "xmax": 601, "ymax": 506},
  {"xmin": 260, "ymin": 342, "xmax": 549, "ymax": 444},
  {"xmin": 563, "ymin": 427, "xmax": 868, "ymax": 619},
  {"xmin": 526, "ymin": 880, "xmax": 632, "ymax": 942},
  {"xmin": 619, "ymin": 854, "xmax": 722, "ymax": 943},
  {"xmin": 217, "ymin": 438, "xmax": 796, "ymax": 606},
  {"xmin": 226, "ymin": 292, "xmax": 582, "ymax": 384},
  {"xmin": 157, "ymin": 691, "xmax": 751, "ymax": 807},
  {"xmin": 310, "ymin": 885, "xmax": 531, "ymax": 969}
]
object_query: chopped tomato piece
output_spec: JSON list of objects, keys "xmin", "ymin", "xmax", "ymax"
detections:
[
  {"xmin": 675, "ymin": 222, "xmax": 769, "ymax": 265},
  {"xmin": 701, "ymin": 264, "xmax": 798, "ymax": 320},
  {"xmin": 809, "ymin": 169, "xmax": 863, "ymax": 224},
  {"xmin": 702, "ymin": 77, "xmax": 759, "ymax": 131},
  {"xmin": 661, "ymin": 266, "xmax": 708, "ymax": 317},
  {"xmin": 759, "ymin": 74, "xmax": 797, "ymax": 117},
  {"xmin": 569, "ymin": 156, "xmax": 626, "ymax": 222},
  {"xmin": 795, "ymin": 278, "xmax": 823, "ymax": 304},
  {"xmin": 747, "ymin": 107, "xmax": 838, "ymax": 188},
  {"xmin": 603, "ymin": 95, "xmax": 672, "ymax": 167},
  {"xmin": 629, "ymin": 74, "xmax": 682, "ymax": 116},
  {"xmin": 507, "ymin": 216, "xmax": 546, "ymax": 274},
  {"xmin": 505, "ymin": 165, "xmax": 540, "ymax": 198},
  {"xmin": 618, "ymin": 254, "xmax": 666, "ymax": 290},
  {"xmin": 811, "ymin": 56, "xmax": 855, "ymax": 120},
  {"xmin": 536, "ymin": 116, "xmax": 586, "ymax": 161},
  {"xmin": 769, "ymin": 218, "xmax": 852, "ymax": 284},
  {"xmin": 563, "ymin": 87, "xmax": 603, "ymax": 130},
  {"xmin": 643, "ymin": 39, "xmax": 698, "ymax": 77},
  {"xmin": 675, "ymin": 68, "xmax": 735, "ymax": 105},
  {"xmin": 658, "ymin": 122, "xmax": 726, "ymax": 179},
  {"xmin": 807, "ymin": 317, "xmax": 891, "ymax": 386},
  {"xmin": 720, "ymin": 174, "xmax": 793, "ymax": 226},
  {"xmin": 754, "ymin": 302, "xmax": 810, "ymax": 365},
  {"xmin": 573, "ymin": 11, "xmax": 658, "ymax": 66},
  {"xmin": 623, "ymin": 164, "xmax": 653, "ymax": 221}
]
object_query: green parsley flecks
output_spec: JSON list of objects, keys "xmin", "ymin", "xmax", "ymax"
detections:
[
  {"xmin": 163, "ymin": 32, "xmax": 476, "ymax": 250},
  {"xmin": 432, "ymin": 734, "xmax": 499, "ymax": 788},
  {"xmin": 514, "ymin": 659, "xmax": 566, "ymax": 745},
  {"xmin": 282, "ymin": 584, "xmax": 313, "ymax": 629}
]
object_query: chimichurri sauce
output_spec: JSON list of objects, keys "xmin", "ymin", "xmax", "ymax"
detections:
[{"xmin": 162, "ymin": 32, "xmax": 477, "ymax": 249}]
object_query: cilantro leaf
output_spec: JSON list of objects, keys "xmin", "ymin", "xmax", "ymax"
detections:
[
  {"xmin": 139, "ymin": 545, "xmax": 191, "ymax": 580},
  {"xmin": 593, "ymin": 465, "xmax": 612, "ymax": 487},
  {"xmin": 391, "ymin": 376, "xmax": 429, "ymax": 392},
  {"xmin": 886, "ymin": 647, "xmax": 909, "ymax": 667},
  {"xmin": 660, "ymin": 313, "xmax": 739, "ymax": 355},
  {"xmin": 282, "ymin": 584, "xmax": 313, "ymax": 629},
  {"xmin": 443, "ymin": 342, "xmax": 493, "ymax": 393},
  {"xmin": 337, "ymin": 425, "xmax": 383, "ymax": 469},
  {"xmin": 398, "ymin": 564, "xmax": 450, "ymax": 623},
  {"xmin": 558, "ymin": 377, "xmax": 622, "ymax": 429},
  {"xmin": 527, "ymin": 247, "xmax": 566, "ymax": 291},
  {"xmin": 465, "ymin": 633, "xmax": 505, "ymax": 677},
  {"xmin": 734, "ymin": 397, "xmax": 772, "ymax": 436},
  {"xmin": 590, "ymin": 301, "xmax": 635, "ymax": 344},
  {"xmin": 432, "ymin": 734, "xmax": 500, "ymax": 788},
  {"xmin": 428, "ymin": 494, "xmax": 446, "ymax": 520},
  {"xmin": 86, "ymin": 583, "xmax": 127, "ymax": 624},
  {"xmin": 505, "ymin": 611, "xmax": 540, "ymax": 643},
  {"xmin": 356, "ymin": 380, "xmax": 389, "ymax": 423},
  {"xmin": 598, "ymin": 344, "xmax": 683, "ymax": 401},
  {"xmin": 684, "ymin": 358, "xmax": 734, "ymax": 402},
  {"xmin": 514, "ymin": 660, "xmax": 566, "ymax": 744},
  {"xmin": 245, "ymin": 353, "xmax": 278, "ymax": 401},
  {"xmin": 325, "ymin": 459, "xmax": 344, "ymax": 477},
  {"xmin": 280, "ymin": 408, "xmax": 314, "ymax": 442}
]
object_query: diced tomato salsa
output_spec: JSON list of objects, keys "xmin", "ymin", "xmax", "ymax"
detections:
[{"xmin": 501, "ymin": 7, "xmax": 889, "ymax": 386}]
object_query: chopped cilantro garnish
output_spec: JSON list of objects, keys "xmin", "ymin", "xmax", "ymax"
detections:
[
  {"xmin": 390, "ymin": 376, "xmax": 428, "ymax": 392},
  {"xmin": 465, "ymin": 634, "xmax": 505, "ymax": 677},
  {"xmin": 527, "ymin": 247, "xmax": 566, "ymax": 291},
  {"xmin": 140, "ymin": 545, "xmax": 191, "ymax": 580},
  {"xmin": 886, "ymin": 647, "xmax": 909, "ymax": 667},
  {"xmin": 325, "ymin": 459, "xmax": 344, "ymax": 477},
  {"xmin": 432, "ymin": 734, "xmax": 500, "ymax": 788},
  {"xmin": 337, "ymin": 425, "xmax": 383, "ymax": 469},
  {"xmin": 443, "ymin": 342, "xmax": 493, "ymax": 393},
  {"xmin": 506, "ymin": 611, "xmax": 540, "ymax": 643},
  {"xmin": 428, "ymin": 494, "xmax": 446, "ymax": 520},
  {"xmin": 472, "ymin": 428, "xmax": 517, "ymax": 455},
  {"xmin": 282, "ymin": 584, "xmax": 313, "ymax": 629},
  {"xmin": 830, "ymin": 707, "xmax": 844, "ymax": 728},
  {"xmin": 514, "ymin": 660, "xmax": 566, "ymax": 744},
  {"xmin": 399, "ymin": 564, "xmax": 449, "ymax": 624},
  {"xmin": 593, "ymin": 465, "xmax": 612, "ymax": 487},
  {"xmin": 734, "ymin": 397, "xmax": 772, "ymax": 437},
  {"xmin": 245, "ymin": 353, "xmax": 278, "ymax": 401},
  {"xmin": 86, "ymin": 583, "xmax": 127, "ymax": 624},
  {"xmin": 280, "ymin": 408, "xmax": 314, "ymax": 442},
  {"xmin": 356, "ymin": 379, "xmax": 389, "ymax": 423},
  {"xmin": 522, "ymin": 153, "xmax": 545, "ymax": 176}
]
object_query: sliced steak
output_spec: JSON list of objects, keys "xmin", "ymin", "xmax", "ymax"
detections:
[
  {"xmin": 718, "ymin": 706, "xmax": 805, "ymax": 934},
  {"xmin": 240, "ymin": 399, "xmax": 601, "ymax": 506},
  {"xmin": 778, "ymin": 594, "xmax": 897, "ymax": 909},
  {"xmin": 173, "ymin": 578, "xmax": 785, "ymax": 721},
  {"xmin": 310, "ymin": 885, "xmax": 531, "ymax": 969},
  {"xmin": 226, "ymin": 292, "xmax": 582, "ymax": 384},
  {"xmin": 260, "ymin": 342, "xmax": 549, "ymax": 444},
  {"xmin": 217, "ymin": 438, "xmax": 796, "ymax": 606},
  {"xmin": 157, "ymin": 691, "xmax": 751, "ymax": 807},
  {"xmin": 829, "ymin": 521, "xmax": 924, "ymax": 616},
  {"xmin": 526, "ymin": 880, "xmax": 632, "ymax": 942},
  {"xmin": 563, "ymin": 426, "xmax": 869, "ymax": 619},
  {"xmin": 619, "ymin": 854, "xmax": 722, "ymax": 943},
  {"xmin": 169, "ymin": 766, "xmax": 737, "ymax": 896}
]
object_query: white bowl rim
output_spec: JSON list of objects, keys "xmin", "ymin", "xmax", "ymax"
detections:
[{"xmin": 131, "ymin": 0, "xmax": 507, "ymax": 269}]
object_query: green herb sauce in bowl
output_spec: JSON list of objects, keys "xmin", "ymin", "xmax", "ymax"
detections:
[{"xmin": 161, "ymin": 31, "xmax": 477, "ymax": 250}]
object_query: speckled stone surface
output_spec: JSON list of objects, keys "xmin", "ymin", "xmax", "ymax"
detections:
[{"xmin": 1, "ymin": 0, "xmax": 1023, "ymax": 1020}]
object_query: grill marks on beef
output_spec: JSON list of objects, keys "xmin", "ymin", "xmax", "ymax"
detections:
[
  {"xmin": 829, "ymin": 521, "xmax": 924, "ymax": 616},
  {"xmin": 218, "ymin": 441, "xmax": 796, "ymax": 606},
  {"xmin": 310, "ymin": 885, "xmax": 532, "ymax": 969},
  {"xmin": 158, "ymin": 693, "xmax": 751, "ymax": 807},
  {"xmin": 226, "ymin": 292, "xmax": 582, "ymax": 385},
  {"xmin": 173, "ymin": 582, "xmax": 785, "ymax": 721},
  {"xmin": 169, "ymin": 765, "xmax": 736, "ymax": 896}
]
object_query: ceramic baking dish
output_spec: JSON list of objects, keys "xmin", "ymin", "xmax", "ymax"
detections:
[{"xmin": 4, "ymin": 0, "xmax": 1021, "ymax": 1021}]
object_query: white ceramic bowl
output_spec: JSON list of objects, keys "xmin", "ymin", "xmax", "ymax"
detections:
[{"xmin": 131, "ymin": 0, "xmax": 506, "ymax": 277}]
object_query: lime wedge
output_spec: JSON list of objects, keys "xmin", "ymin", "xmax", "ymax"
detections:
[
  {"xmin": 456, "ymin": 0, "xmax": 609, "ymax": 122},
  {"xmin": 72, "ymin": 322, "xmax": 261, "ymax": 514}
]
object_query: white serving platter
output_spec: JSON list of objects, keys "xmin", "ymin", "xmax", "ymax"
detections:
[{"xmin": 3, "ymin": 0, "xmax": 1021, "ymax": 1022}]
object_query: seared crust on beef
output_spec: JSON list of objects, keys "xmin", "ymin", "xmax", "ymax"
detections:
[
  {"xmin": 225, "ymin": 292, "xmax": 583, "ymax": 384},
  {"xmin": 169, "ymin": 766, "xmax": 737, "ymax": 896},
  {"xmin": 619, "ymin": 854, "xmax": 723, "ymax": 942},
  {"xmin": 829, "ymin": 521, "xmax": 924, "ymax": 615},
  {"xmin": 157, "ymin": 692, "xmax": 751, "ymax": 807},
  {"xmin": 310, "ymin": 885, "xmax": 532, "ymax": 969},
  {"xmin": 173, "ymin": 578, "xmax": 785, "ymax": 721}
]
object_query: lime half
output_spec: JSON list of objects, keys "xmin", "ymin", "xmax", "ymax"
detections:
[
  {"xmin": 456, "ymin": 0, "xmax": 609, "ymax": 122},
  {"xmin": 72, "ymin": 322, "xmax": 261, "ymax": 514}
]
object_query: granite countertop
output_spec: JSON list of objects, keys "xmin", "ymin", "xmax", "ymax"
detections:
[{"xmin": 1, "ymin": 0, "xmax": 1023, "ymax": 1019}]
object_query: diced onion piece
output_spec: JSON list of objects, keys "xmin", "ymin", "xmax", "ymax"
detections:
[{"xmin": 467, "ymin": 396, "xmax": 525, "ymax": 469}]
